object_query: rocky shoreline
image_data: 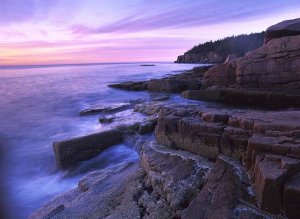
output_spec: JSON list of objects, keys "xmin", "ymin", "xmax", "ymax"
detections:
[{"xmin": 30, "ymin": 18, "xmax": 300, "ymax": 219}]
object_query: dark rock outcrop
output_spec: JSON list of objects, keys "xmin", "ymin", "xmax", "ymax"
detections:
[
  {"xmin": 53, "ymin": 129, "xmax": 124, "ymax": 167},
  {"xmin": 80, "ymin": 103, "xmax": 131, "ymax": 116},
  {"xmin": 108, "ymin": 81, "xmax": 149, "ymax": 91},
  {"xmin": 138, "ymin": 117, "xmax": 157, "ymax": 134},
  {"xmin": 265, "ymin": 18, "xmax": 300, "ymax": 43},
  {"xmin": 175, "ymin": 52, "xmax": 224, "ymax": 64},
  {"xmin": 108, "ymin": 65, "xmax": 211, "ymax": 93}
]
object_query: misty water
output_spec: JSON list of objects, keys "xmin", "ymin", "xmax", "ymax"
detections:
[{"xmin": 0, "ymin": 62, "xmax": 202, "ymax": 218}]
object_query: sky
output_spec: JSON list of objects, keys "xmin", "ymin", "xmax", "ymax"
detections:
[{"xmin": 0, "ymin": 0, "xmax": 300, "ymax": 66}]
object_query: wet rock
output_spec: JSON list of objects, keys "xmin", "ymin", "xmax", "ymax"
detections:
[
  {"xmin": 39, "ymin": 102, "xmax": 300, "ymax": 218},
  {"xmin": 80, "ymin": 103, "xmax": 130, "ymax": 116},
  {"xmin": 53, "ymin": 129, "xmax": 123, "ymax": 167},
  {"xmin": 29, "ymin": 163, "xmax": 145, "ymax": 219},
  {"xmin": 108, "ymin": 81, "xmax": 149, "ymax": 91},
  {"xmin": 182, "ymin": 155, "xmax": 263, "ymax": 219},
  {"xmin": 134, "ymin": 101, "xmax": 165, "ymax": 116},
  {"xmin": 32, "ymin": 156, "xmax": 209, "ymax": 219},
  {"xmin": 138, "ymin": 117, "xmax": 157, "ymax": 134},
  {"xmin": 265, "ymin": 18, "xmax": 300, "ymax": 43},
  {"xmin": 98, "ymin": 115, "xmax": 115, "ymax": 123},
  {"xmin": 152, "ymin": 95, "xmax": 170, "ymax": 101},
  {"xmin": 140, "ymin": 141, "xmax": 213, "ymax": 213}
]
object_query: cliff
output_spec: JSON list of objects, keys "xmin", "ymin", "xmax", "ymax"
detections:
[{"xmin": 175, "ymin": 32, "xmax": 265, "ymax": 63}]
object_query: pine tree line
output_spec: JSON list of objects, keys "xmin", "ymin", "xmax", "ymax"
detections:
[{"xmin": 186, "ymin": 32, "xmax": 265, "ymax": 59}]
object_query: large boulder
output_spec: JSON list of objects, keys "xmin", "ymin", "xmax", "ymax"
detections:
[
  {"xmin": 265, "ymin": 18, "xmax": 300, "ymax": 43},
  {"xmin": 53, "ymin": 129, "xmax": 124, "ymax": 167}
]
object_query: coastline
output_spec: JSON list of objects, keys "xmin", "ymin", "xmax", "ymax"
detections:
[
  {"xmin": 30, "ymin": 67, "xmax": 300, "ymax": 219},
  {"xmin": 29, "ymin": 18, "xmax": 300, "ymax": 219}
]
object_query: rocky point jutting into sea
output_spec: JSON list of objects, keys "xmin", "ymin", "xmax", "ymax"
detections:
[{"xmin": 30, "ymin": 18, "xmax": 300, "ymax": 219}]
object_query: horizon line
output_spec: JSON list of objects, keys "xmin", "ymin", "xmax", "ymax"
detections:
[{"xmin": 0, "ymin": 61, "xmax": 188, "ymax": 70}]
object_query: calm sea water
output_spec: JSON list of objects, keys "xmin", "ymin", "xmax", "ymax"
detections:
[{"xmin": 0, "ymin": 62, "xmax": 202, "ymax": 218}]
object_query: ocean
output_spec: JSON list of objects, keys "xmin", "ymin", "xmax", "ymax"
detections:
[{"xmin": 0, "ymin": 62, "xmax": 202, "ymax": 218}]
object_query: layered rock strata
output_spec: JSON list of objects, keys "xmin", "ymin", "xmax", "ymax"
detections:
[
  {"xmin": 182, "ymin": 88, "xmax": 300, "ymax": 108},
  {"xmin": 154, "ymin": 104, "xmax": 300, "ymax": 218}
]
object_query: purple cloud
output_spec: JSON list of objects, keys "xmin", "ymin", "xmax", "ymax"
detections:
[{"xmin": 71, "ymin": 0, "xmax": 300, "ymax": 35}]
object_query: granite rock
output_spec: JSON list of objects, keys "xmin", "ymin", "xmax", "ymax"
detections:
[
  {"xmin": 265, "ymin": 18, "xmax": 300, "ymax": 43},
  {"xmin": 182, "ymin": 155, "xmax": 264, "ymax": 219}
]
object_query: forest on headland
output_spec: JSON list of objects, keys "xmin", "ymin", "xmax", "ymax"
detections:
[{"xmin": 176, "ymin": 32, "xmax": 265, "ymax": 63}]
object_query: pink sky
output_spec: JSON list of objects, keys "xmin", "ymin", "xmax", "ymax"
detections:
[{"xmin": 0, "ymin": 0, "xmax": 300, "ymax": 65}]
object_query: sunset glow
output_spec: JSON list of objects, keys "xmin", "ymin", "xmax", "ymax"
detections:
[{"xmin": 1, "ymin": 0, "xmax": 300, "ymax": 65}]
